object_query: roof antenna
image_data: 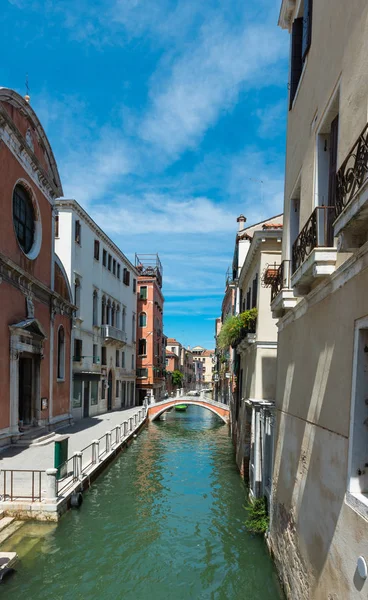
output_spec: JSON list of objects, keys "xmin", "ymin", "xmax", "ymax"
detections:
[{"xmin": 24, "ymin": 73, "xmax": 30, "ymax": 103}]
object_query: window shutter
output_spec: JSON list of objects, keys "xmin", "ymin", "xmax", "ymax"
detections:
[
  {"xmin": 328, "ymin": 115, "xmax": 339, "ymax": 208},
  {"xmin": 302, "ymin": 0, "xmax": 313, "ymax": 61},
  {"xmin": 289, "ymin": 17, "xmax": 303, "ymax": 110},
  {"xmin": 327, "ymin": 114, "xmax": 339, "ymax": 244},
  {"xmin": 252, "ymin": 274, "xmax": 258, "ymax": 309}
]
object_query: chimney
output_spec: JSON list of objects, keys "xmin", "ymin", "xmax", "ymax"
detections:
[{"xmin": 236, "ymin": 214, "xmax": 246, "ymax": 232}]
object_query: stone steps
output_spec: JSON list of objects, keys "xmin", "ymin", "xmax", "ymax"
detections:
[
  {"xmin": 0, "ymin": 520, "xmax": 25, "ymax": 546},
  {"xmin": 0, "ymin": 517, "xmax": 15, "ymax": 532}
]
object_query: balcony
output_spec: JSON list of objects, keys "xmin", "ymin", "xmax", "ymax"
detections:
[
  {"xmin": 270, "ymin": 260, "xmax": 297, "ymax": 318},
  {"xmin": 334, "ymin": 123, "xmax": 368, "ymax": 250},
  {"xmin": 291, "ymin": 206, "xmax": 337, "ymax": 295},
  {"xmin": 101, "ymin": 325, "xmax": 127, "ymax": 346},
  {"xmin": 235, "ymin": 320, "xmax": 257, "ymax": 353}
]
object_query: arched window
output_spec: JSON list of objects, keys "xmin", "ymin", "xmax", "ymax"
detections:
[
  {"xmin": 111, "ymin": 302, "xmax": 116, "ymax": 327},
  {"xmin": 13, "ymin": 184, "xmax": 35, "ymax": 254},
  {"xmin": 107, "ymin": 299, "xmax": 111, "ymax": 325},
  {"xmin": 116, "ymin": 304, "xmax": 120, "ymax": 329},
  {"xmin": 74, "ymin": 278, "xmax": 81, "ymax": 317},
  {"xmin": 93, "ymin": 290, "xmax": 98, "ymax": 326},
  {"xmin": 57, "ymin": 326, "xmax": 65, "ymax": 380},
  {"xmin": 139, "ymin": 312, "xmax": 147, "ymax": 327},
  {"xmin": 101, "ymin": 295, "xmax": 106, "ymax": 325}
]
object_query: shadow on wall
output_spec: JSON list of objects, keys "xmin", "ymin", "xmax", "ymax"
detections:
[
  {"xmin": 271, "ymin": 319, "xmax": 348, "ymax": 597},
  {"xmin": 261, "ymin": 355, "xmax": 277, "ymax": 400}
]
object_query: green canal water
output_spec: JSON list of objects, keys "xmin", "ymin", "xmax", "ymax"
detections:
[{"xmin": 1, "ymin": 406, "xmax": 283, "ymax": 599}]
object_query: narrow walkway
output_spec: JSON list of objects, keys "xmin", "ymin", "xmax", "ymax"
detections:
[{"xmin": 0, "ymin": 407, "xmax": 139, "ymax": 472}]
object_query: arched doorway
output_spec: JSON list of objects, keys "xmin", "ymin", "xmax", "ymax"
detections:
[{"xmin": 107, "ymin": 370, "xmax": 113, "ymax": 411}]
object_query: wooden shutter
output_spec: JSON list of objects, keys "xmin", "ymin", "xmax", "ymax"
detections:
[
  {"xmin": 302, "ymin": 0, "xmax": 313, "ymax": 61},
  {"xmin": 289, "ymin": 17, "xmax": 303, "ymax": 110},
  {"xmin": 252, "ymin": 274, "xmax": 258, "ymax": 308},
  {"xmin": 327, "ymin": 114, "xmax": 339, "ymax": 244},
  {"xmin": 328, "ymin": 115, "xmax": 339, "ymax": 207}
]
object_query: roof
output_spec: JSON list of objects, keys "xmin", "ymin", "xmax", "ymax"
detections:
[
  {"xmin": 0, "ymin": 87, "xmax": 63, "ymax": 198},
  {"xmin": 167, "ymin": 338, "xmax": 180, "ymax": 344},
  {"xmin": 165, "ymin": 351, "xmax": 178, "ymax": 358},
  {"xmin": 202, "ymin": 350, "xmax": 214, "ymax": 356}
]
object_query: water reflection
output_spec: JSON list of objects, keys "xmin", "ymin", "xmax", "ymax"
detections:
[{"xmin": 1, "ymin": 405, "xmax": 283, "ymax": 600}]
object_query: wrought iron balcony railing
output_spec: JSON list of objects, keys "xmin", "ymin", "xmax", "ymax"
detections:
[
  {"xmin": 336, "ymin": 123, "xmax": 368, "ymax": 219},
  {"xmin": 271, "ymin": 260, "xmax": 292, "ymax": 302},
  {"xmin": 292, "ymin": 206, "xmax": 334, "ymax": 273}
]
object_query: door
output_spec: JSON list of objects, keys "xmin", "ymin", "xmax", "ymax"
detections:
[
  {"xmin": 121, "ymin": 382, "xmax": 126, "ymax": 408},
  {"xmin": 83, "ymin": 381, "xmax": 90, "ymax": 418},
  {"xmin": 107, "ymin": 371, "xmax": 113, "ymax": 411},
  {"xmin": 19, "ymin": 356, "xmax": 33, "ymax": 426}
]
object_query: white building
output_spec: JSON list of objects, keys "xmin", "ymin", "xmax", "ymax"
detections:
[{"xmin": 55, "ymin": 199, "xmax": 138, "ymax": 420}]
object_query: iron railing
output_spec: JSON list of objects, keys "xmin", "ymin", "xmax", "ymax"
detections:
[
  {"xmin": 1, "ymin": 408, "xmax": 147, "ymax": 503},
  {"xmin": 0, "ymin": 469, "xmax": 44, "ymax": 502},
  {"xmin": 336, "ymin": 123, "xmax": 368, "ymax": 219},
  {"xmin": 292, "ymin": 206, "xmax": 334, "ymax": 273},
  {"xmin": 271, "ymin": 260, "xmax": 292, "ymax": 302}
]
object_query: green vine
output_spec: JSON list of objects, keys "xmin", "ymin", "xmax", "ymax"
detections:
[
  {"xmin": 217, "ymin": 308, "xmax": 257, "ymax": 350},
  {"xmin": 244, "ymin": 497, "xmax": 269, "ymax": 534}
]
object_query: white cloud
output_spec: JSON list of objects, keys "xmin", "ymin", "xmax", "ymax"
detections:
[
  {"xmin": 139, "ymin": 19, "xmax": 287, "ymax": 158},
  {"xmin": 91, "ymin": 194, "xmax": 235, "ymax": 234}
]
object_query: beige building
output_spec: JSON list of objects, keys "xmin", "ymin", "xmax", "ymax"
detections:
[
  {"xmin": 192, "ymin": 346, "xmax": 215, "ymax": 386},
  {"xmin": 232, "ymin": 217, "xmax": 282, "ymax": 504},
  {"xmin": 270, "ymin": 1, "xmax": 368, "ymax": 598}
]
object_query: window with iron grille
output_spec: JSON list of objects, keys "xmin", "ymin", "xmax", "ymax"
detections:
[
  {"xmin": 101, "ymin": 346, "xmax": 107, "ymax": 366},
  {"xmin": 75, "ymin": 220, "xmax": 81, "ymax": 244},
  {"xmin": 94, "ymin": 240, "xmax": 100, "ymax": 260},
  {"xmin": 123, "ymin": 268, "xmax": 130, "ymax": 286},
  {"xmin": 74, "ymin": 339, "xmax": 82, "ymax": 361},
  {"xmin": 13, "ymin": 184, "xmax": 35, "ymax": 254},
  {"xmin": 138, "ymin": 339, "xmax": 147, "ymax": 355}
]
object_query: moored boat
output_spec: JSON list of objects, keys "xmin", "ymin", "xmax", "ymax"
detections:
[{"xmin": 175, "ymin": 404, "xmax": 188, "ymax": 412}]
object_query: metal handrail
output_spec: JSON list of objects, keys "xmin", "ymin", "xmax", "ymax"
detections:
[
  {"xmin": 336, "ymin": 123, "xmax": 368, "ymax": 218},
  {"xmin": 271, "ymin": 260, "xmax": 292, "ymax": 302},
  {"xmin": 1, "ymin": 469, "xmax": 45, "ymax": 502},
  {"xmin": 292, "ymin": 206, "xmax": 334, "ymax": 273}
]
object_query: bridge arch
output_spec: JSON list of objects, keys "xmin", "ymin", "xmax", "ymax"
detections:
[{"xmin": 147, "ymin": 398, "xmax": 229, "ymax": 424}]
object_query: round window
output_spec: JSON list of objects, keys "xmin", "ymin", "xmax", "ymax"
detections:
[{"xmin": 13, "ymin": 184, "xmax": 35, "ymax": 254}]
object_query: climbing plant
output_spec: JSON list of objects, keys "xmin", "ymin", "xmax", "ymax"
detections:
[
  {"xmin": 217, "ymin": 308, "xmax": 258, "ymax": 350},
  {"xmin": 244, "ymin": 497, "xmax": 269, "ymax": 534}
]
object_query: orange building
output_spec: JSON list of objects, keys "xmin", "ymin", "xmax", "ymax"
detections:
[
  {"xmin": 165, "ymin": 350, "xmax": 180, "ymax": 396},
  {"xmin": 135, "ymin": 254, "xmax": 165, "ymax": 404},
  {"xmin": 0, "ymin": 88, "xmax": 74, "ymax": 446}
]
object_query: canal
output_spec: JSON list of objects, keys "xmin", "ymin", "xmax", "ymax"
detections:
[{"xmin": 1, "ymin": 406, "xmax": 283, "ymax": 599}]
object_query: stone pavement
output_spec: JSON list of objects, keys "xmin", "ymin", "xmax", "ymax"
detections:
[{"xmin": 0, "ymin": 407, "xmax": 140, "ymax": 472}]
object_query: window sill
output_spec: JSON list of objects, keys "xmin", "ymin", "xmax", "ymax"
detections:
[
  {"xmin": 346, "ymin": 491, "xmax": 368, "ymax": 520},
  {"xmin": 138, "ymin": 354, "xmax": 147, "ymax": 358},
  {"xmin": 57, "ymin": 378, "xmax": 65, "ymax": 383}
]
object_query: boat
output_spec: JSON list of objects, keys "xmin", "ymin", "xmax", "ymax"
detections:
[{"xmin": 175, "ymin": 404, "xmax": 188, "ymax": 412}]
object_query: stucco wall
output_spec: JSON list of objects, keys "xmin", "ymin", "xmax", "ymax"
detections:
[{"xmin": 271, "ymin": 259, "xmax": 368, "ymax": 599}]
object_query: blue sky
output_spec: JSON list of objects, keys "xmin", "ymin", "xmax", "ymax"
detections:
[{"xmin": 2, "ymin": 0, "xmax": 288, "ymax": 349}]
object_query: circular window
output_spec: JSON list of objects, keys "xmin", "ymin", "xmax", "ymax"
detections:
[{"xmin": 13, "ymin": 184, "xmax": 35, "ymax": 254}]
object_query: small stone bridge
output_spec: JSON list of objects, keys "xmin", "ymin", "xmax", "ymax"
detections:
[{"xmin": 147, "ymin": 396, "xmax": 230, "ymax": 424}]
